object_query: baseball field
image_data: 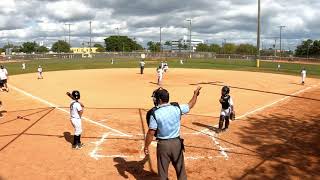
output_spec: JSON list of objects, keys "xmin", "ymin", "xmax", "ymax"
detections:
[{"xmin": 0, "ymin": 58, "xmax": 319, "ymax": 179}]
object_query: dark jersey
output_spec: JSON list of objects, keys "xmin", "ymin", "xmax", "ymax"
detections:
[{"xmin": 220, "ymin": 95, "xmax": 231, "ymax": 109}]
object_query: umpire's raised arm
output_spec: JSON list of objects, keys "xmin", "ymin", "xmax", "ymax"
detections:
[{"xmin": 188, "ymin": 86, "xmax": 202, "ymax": 109}]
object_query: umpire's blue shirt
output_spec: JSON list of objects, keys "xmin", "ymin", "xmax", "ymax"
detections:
[{"xmin": 149, "ymin": 103, "xmax": 190, "ymax": 139}]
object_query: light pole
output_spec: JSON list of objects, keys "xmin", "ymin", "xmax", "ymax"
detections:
[
  {"xmin": 223, "ymin": 39, "xmax": 226, "ymax": 58},
  {"xmin": 279, "ymin": 25, "xmax": 286, "ymax": 60},
  {"xmin": 186, "ymin": 19, "xmax": 192, "ymax": 58},
  {"xmin": 256, "ymin": 0, "xmax": 261, "ymax": 67},
  {"xmin": 89, "ymin": 21, "xmax": 92, "ymax": 53},
  {"xmin": 115, "ymin": 27, "xmax": 120, "ymax": 52},
  {"xmin": 65, "ymin": 23, "xmax": 72, "ymax": 45},
  {"xmin": 160, "ymin": 26, "xmax": 162, "ymax": 52},
  {"xmin": 307, "ymin": 44, "xmax": 310, "ymax": 59}
]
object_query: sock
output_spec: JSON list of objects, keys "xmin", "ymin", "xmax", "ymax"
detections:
[
  {"xmin": 78, "ymin": 135, "xmax": 81, "ymax": 144},
  {"xmin": 73, "ymin": 135, "xmax": 77, "ymax": 146}
]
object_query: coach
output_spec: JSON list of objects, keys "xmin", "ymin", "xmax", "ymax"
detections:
[{"xmin": 144, "ymin": 86, "xmax": 201, "ymax": 180}]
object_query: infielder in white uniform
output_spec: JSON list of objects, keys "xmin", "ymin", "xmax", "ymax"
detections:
[
  {"xmin": 157, "ymin": 66, "xmax": 164, "ymax": 86},
  {"xmin": 37, "ymin": 65, "xmax": 43, "ymax": 79},
  {"xmin": 301, "ymin": 67, "xmax": 307, "ymax": 85},
  {"xmin": 67, "ymin": 90, "xmax": 85, "ymax": 149},
  {"xmin": 0, "ymin": 65, "xmax": 9, "ymax": 92},
  {"xmin": 140, "ymin": 60, "xmax": 145, "ymax": 74},
  {"xmin": 163, "ymin": 61, "xmax": 169, "ymax": 72},
  {"xmin": 22, "ymin": 63, "xmax": 26, "ymax": 70}
]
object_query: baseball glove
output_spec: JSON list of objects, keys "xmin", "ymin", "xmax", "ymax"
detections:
[{"xmin": 230, "ymin": 111, "xmax": 235, "ymax": 120}]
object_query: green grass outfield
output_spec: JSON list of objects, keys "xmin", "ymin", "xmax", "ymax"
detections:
[{"xmin": 2, "ymin": 58, "xmax": 320, "ymax": 78}]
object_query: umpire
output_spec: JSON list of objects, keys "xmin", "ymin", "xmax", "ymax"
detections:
[{"xmin": 144, "ymin": 86, "xmax": 201, "ymax": 180}]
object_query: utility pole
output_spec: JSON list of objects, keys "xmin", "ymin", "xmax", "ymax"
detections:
[
  {"xmin": 89, "ymin": 21, "xmax": 92, "ymax": 53},
  {"xmin": 223, "ymin": 39, "xmax": 226, "ymax": 57},
  {"xmin": 256, "ymin": 0, "xmax": 261, "ymax": 67},
  {"xmin": 186, "ymin": 19, "xmax": 192, "ymax": 58},
  {"xmin": 115, "ymin": 27, "xmax": 120, "ymax": 52},
  {"xmin": 160, "ymin": 26, "xmax": 162, "ymax": 52},
  {"xmin": 279, "ymin": 25, "xmax": 286, "ymax": 60},
  {"xmin": 274, "ymin": 38, "xmax": 277, "ymax": 57},
  {"xmin": 65, "ymin": 23, "xmax": 72, "ymax": 45}
]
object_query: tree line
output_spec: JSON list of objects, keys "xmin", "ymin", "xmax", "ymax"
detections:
[
  {"xmin": 1, "ymin": 37, "xmax": 319, "ymax": 57},
  {"xmin": 295, "ymin": 39, "xmax": 320, "ymax": 58}
]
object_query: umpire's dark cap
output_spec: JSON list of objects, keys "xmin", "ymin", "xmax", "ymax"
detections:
[{"xmin": 157, "ymin": 88, "xmax": 169, "ymax": 103}]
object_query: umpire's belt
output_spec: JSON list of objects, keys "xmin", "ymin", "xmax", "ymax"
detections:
[
  {"xmin": 156, "ymin": 136, "xmax": 180, "ymax": 141},
  {"xmin": 157, "ymin": 136, "xmax": 185, "ymax": 152}
]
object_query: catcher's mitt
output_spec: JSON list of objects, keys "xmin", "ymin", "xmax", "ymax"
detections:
[{"xmin": 230, "ymin": 111, "xmax": 235, "ymax": 120}]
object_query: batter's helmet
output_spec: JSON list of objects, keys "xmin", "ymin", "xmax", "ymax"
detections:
[
  {"xmin": 221, "ymin": 86, "xmax": 230, "ymax": 96},
  {"xmin": 72, "ymin": 90, "xmax": 80, "ymax": 100}
]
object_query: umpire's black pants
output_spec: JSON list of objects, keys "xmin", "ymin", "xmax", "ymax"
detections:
[
  {"xmin": 140, "ymin": 66, "xmax": 144, "ymax": 74},
  {"xmin": 157, "ymin": 138, "xmax": 187, "ymax": 180}
]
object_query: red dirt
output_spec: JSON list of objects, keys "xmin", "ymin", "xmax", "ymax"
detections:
[{"xmin": 0, "ymin": 68, "xmax": 319, "ymax": 179}]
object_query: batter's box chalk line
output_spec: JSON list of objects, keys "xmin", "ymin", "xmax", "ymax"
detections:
[
  {"xmin": 9, "ymin": 84, "xmax": 131, "ymax": 137},
  {"xmin": 88, "ymin": 131, "xmax": 230, "ymax": 161}
]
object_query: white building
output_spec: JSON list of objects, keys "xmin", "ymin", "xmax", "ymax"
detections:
[{"xmin": 171, "ymin": 36, "xmax": 204, "ymax": 52}]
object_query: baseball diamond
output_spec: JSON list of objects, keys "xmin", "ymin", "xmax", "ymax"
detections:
[
  {"xmin": 0, "ymin": 64, "xmax": 319, "ymax": 179},
  {"xmin": 0, "ymin": 1, "xmax": 320, "ymax": 178}
]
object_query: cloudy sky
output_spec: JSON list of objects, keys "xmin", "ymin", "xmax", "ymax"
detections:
[{"xmin": 0, "ymin": 0, "xmax": 319, "ymax": 50}]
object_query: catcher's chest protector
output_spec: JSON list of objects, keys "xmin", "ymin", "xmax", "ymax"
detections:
[{"xmin": 220, "ymin": 95, "xmax": 231, "ymax": 109}]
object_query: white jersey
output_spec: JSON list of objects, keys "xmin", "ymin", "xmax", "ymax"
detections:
[
  {"xmin": 22, "ymin": 63, "xmax": 26, "ymax": 70},
  {"xmin": 160, "ymin": 62, "xmax": 165, "ymax": 69},
  {"xmin": 38, "ymin": 67, "xmax": 42, "ymax": 73},
  {"xmin": 301, "ymin": 70, "xmax": 306, "ymax": 77},
  {"xmin": 157, "ymin": 68, "xmax": 163, "ymax": 77},
  {"xmin": 0, "ymin": 68, "xmax": 8, "ymax": 80},
  {"xmin": 70, "ymin": 100, "xmax": 82, "ymax": 119},
  {"xmin": 140, "ymin": 61, "xmax": 145, "ymax": 67}
]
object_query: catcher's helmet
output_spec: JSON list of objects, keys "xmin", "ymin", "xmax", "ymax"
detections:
[
  {"xmin": 221, "ymin": 86, "xmax": 230, "ymax": 96},
  {"xmin": 72, "ymin": 90, "xmax": 80, "ymax": 100}
]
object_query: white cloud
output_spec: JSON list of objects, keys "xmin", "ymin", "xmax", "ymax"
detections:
[{"xmin": 0, "ymin": 0, "xmax": 319, "ymax": 49}]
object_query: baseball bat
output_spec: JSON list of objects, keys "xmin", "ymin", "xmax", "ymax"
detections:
[{"xmin": 66, "ymin": 92, "xmax": 75, "ymax": 100}]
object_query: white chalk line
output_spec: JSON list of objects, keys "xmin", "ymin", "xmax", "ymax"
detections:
[
  {"xmin": 90, "ymin": 83, "xmax": 319, "ymax": 160},
  {"xmin": 235, "ymin": 85, "xmax": 314, "ymax": 120},
  {"xmin": 187, "ymin": 84, "xmax": 319, "ymax": 160},
  {"xmin": 89, "ymin": 130, "xmax": 230, "ymax": 161},
  {"xmin": 8, "ymin": 84, "xmax": 130, "ymax": 137}
]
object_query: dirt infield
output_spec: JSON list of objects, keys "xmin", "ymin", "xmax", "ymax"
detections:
[{"xmin": 0, "ymin": 68, "xmax": 319, "ymax": 179}]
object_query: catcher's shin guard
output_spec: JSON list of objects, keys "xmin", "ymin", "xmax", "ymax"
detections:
[
  {"xmin": 219, "ymin": 116, "xmax": 225, "ymax": 129},
  {"xmin": 224, "ymin": 116, "xmax": 230, "ymax": 129}
]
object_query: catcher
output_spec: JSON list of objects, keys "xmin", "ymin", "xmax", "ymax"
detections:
[
  {"xmin": 66, "ymin": 90, "xmax": 85, "ymax": 149},
  {"xmin": 218, "ymin": 86, "xmax": 235, "ymax": 132}
]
